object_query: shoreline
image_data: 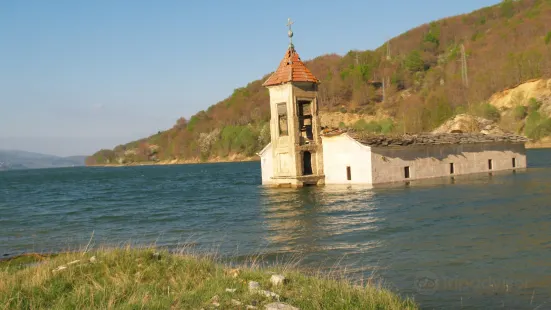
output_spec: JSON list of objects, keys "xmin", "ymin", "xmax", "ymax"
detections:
[
  {"xmin": 0, "ymin": 248, "xmax": 417, "ymax": 309},
  {"xmin": 526, "ymin": 142, "xmax": 551, "ymax": 149},
  {"xmin": 88, "ymin": 156, "xmax": 260, "ymax": 168},
  {"xmin": 87, "ymin": 144, "xmax": 551, "ymax": 168}
]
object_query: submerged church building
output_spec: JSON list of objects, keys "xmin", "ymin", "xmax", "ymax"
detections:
[{"xmin": 258, "ymin": 21, "xmax": 528, "ymax": 187}]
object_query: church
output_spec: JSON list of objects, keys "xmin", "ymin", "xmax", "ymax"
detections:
[{"xmin": 258, "ymin": 20, "xmax": 527, "ymax": 187}]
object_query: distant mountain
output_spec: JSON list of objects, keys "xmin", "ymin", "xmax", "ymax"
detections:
[{"xmin": 0, "ymin": 150, "xmax": 87, "ymax": 171}]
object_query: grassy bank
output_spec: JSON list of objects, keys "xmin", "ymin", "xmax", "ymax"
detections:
[{"xmin": 0, "ymin": 247, "xmax": 416, "ymax": 309}]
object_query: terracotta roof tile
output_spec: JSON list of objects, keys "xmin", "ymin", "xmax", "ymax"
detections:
[{"xmin": 263, "ymin": 47, "xmax": 320, "ymax": 87}]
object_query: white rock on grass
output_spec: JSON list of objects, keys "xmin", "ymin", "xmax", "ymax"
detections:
[
  {"xmin": 270, "ymin": 274, "xmax": 286, "ymax": 286},
  {"xmin": 265, "ymin": 302, "xmax": 299, "ymax": 310},
  {"xmin": 248, "ymin": 281, "xmax": 260, "ymax": 292},
  {"xmin": 259, "ymin": 290, "xmax": 280, "ymax": 299},
  {"xmin": 52, "ymin": 265, "xmax": 67, "ymax": 272},
  {"xmin": 225, "ymin": 288, "xmax": 236, "ymax": 293},
  {"xmin": 231, "ymin": 299, "xmax": 242, "ymax": 306},
  {"xmin": 210, "ymin": 295, "xmax": 220, "ymax": 307}
]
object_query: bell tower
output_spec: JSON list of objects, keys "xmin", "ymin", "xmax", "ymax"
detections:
[{"xmin": 262, "ymin": 18, "xmax": 324, "ymax": 187}]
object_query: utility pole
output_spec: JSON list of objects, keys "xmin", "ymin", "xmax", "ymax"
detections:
[
  {"xmin": 386, "ymin": 39, "xmax": 391, "ymax": 60},
  {"xmin": 460, "ymin": 44, "xmax": 469, "ymax": 88},
  {"xmin": 382, "ymin": 77, "xmax": 386, "ymax": 103}
]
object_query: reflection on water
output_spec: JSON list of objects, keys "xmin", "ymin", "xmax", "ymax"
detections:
[
  {"xmin": 261, "ymin": 186, "xmax": 380, "ymax": 256},
  {"xmin": 257, "ymin": 161, "xmax": 551, "ymax": 309},
  {"xmin": 1, "ymin": 149, "xmax": 551, "ymax": 309}
]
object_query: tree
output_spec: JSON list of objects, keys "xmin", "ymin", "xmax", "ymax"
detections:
[
  {"xmin": 175, "ymin": 117, "xmax": 188, "ymax": 129},
  {"xmin": 500, "ymin": 0, "xmax": 514, "ymax": 18},
  {"xmin": 405, "ymin": 50, "xmax": 425, "ymax": 72}
]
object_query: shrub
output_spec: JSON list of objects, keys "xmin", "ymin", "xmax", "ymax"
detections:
[
  {"xmin": 352, "ymin": 119, "xmax": 382, "ymax": 133},
  {"xmin": 479, "ymin": 15, "xmax": 487, "ymax": 25},
  {"xmin": 405, "ymin": 50, "xmax": 425, "ymax": 72},
  {"xmin": 545, "ymin": 32, "xmax": 551, "ymax": 45},
  {"xmin": 528, "ymin": 97, "xmax": 542, "ymax": 112},
  {"xmin": 187, "ymin": 115, "xmax": 199, "ymax": 132},
  {"xmin": 525, "ymin": 111, "xmax": 541, "ymax": 137},
  {"xmin": 217, "ymin": 125, "xmax": 259, "ymax": 157},
  {"xmin": 513, "ymin": 105, "xmax": 528, "ymax": 120},
  {"xmin": 448, "ymin": 44, "xmax": 460, "ymax": 60},
  {"xmin": 379, "ymin": 119, "xmax": 395, "ymax": 134},
  {"xmin": 525, "ymin": 111, "xmax": 551, "ymax": 140},
  {"xmin": 474, "ymin": 102, "xmax": 501, "ymax": 122},
  {"xmin": 500, "ymin": 0, "xmax": 514, "ymax": 19},
  {"xmin": 423, "ymin": 22, "xmax": 440, "ymax": 46},
  {"xmin": 454, "ymin": 105, "xmax": 467, "ymax": 115},
  {"xmin": 351, "ymin": 119, "xmax": 394, "ymax": 134},
  {"xmin": 90, "ymin": 149, "xmax": 117, "ymax": 164},
  {"xmin": 471, "ymin": 31, "xmax": 483, "ymax": 42},
  {"xmin": 526, "ymin": 7, "xmax": 540, "ymax": 19}
]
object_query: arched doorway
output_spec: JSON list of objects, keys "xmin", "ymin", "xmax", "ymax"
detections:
[{"xmin": 303, "ymin": 151, "xmax": 313, "ymax": 175}]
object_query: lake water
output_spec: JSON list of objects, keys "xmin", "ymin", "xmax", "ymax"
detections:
[{"xmin": 1, "ymin": 149, "xmax": 551, "ymax": 309}]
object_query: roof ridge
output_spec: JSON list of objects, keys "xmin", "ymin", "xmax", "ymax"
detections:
[{"xmin": 263, "ymin": 46, "xmax": 320, "ymax": 87}]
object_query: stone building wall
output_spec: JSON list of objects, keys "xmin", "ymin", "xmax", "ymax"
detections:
[{"xmin": 370, "ymin": 142, "xmax": 526, "ymax": 184}]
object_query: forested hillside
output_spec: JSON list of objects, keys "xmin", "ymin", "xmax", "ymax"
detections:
[{"xmin": 87, "ymin": 0, "xmax": 551, "ymax": 165}]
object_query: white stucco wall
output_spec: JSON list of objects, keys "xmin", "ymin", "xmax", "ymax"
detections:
[
  {"xmin": 259, "ymin": 143, "xmax": 273, "ymax": 185},
  {"xmin": 370, "ymin": 142, "xmax": 527, "ymax": 184},
  {"xmin": 321, "ymin": 134, "xmax": 373, "ymax": 184},
  {"xmin": 268, "ymin": 84, "xmax": 298, "ymax": 178}
]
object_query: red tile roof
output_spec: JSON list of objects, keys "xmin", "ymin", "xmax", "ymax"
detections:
[{"xmin": 263, "ymin": 47, "xmax": 320, "ymax": 87}]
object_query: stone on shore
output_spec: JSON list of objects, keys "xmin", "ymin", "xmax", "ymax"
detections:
[
  {"xmin": 259, "ymin": 289, "xmax": 280, "ymax": 299},
  {"xmin": 265, "ymin": 302, "xmax": 299, "ymax": 310},
  {"xmin": 270, "ymin": 274, "xmax": 286, "ymax": 286},
  {"xmin": 248, "ymin": 281, "xmax": 260, "ymax": 292}
]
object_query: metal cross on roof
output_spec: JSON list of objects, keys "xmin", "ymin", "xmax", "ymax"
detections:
[{"xmin": 287, "ymin": 18, "xmax": 294, "ymax": 48}]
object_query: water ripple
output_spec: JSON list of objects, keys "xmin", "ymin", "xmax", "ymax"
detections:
[{"xmin": 1, "ymin": 151, "xmax": 551, "ymax": 308}]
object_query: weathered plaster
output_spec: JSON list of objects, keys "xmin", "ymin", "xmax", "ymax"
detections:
[
  {"xmin": 321, "ymin": 134, "xmax": 373, "ymax": 184},
  {"xmin": 370, "ymin": 142, "xmax": 526, "ymax": 184},
  {"xmin": 264, "ymin": 81, "xmax": 324, "ymax": 187}
]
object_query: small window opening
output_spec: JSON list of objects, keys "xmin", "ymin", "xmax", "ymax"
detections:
[
  {"xmin": 488, "ymin": 159, "xmax": 493, "ymax": 170},
  {"xmin": 346, "ymin": 166, "xmax": 352, "ymax": 181},
  {"xmin": 512, "ymin": 158, "xmax": 516, "ymax": 168},
  {"xmin": 277, "ymin": 103, "xmax": 288, "ymax": 136},
  {"xmin": 404, "ymin": 166, "xmax": 410, "ymax": 179},
  {"xmin": 450, "ymin": 163, "xmax": 455, "ymax": 175}
]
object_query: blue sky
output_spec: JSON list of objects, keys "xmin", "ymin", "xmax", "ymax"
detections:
[{"xmin": 0, "ymin": 0, "xmax": 500, "ymax": 156}]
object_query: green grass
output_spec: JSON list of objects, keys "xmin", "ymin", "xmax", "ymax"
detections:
[
  {"xmin": 0, "ymin": 247, "xmax": 417, "ymax": 309},
  {"xmin": 472, "ymin": 102, "xmax": 501, "ymax": 122},
  {"xmin": 513, "ymin": 105, "xmax": 528, "ymax": 120},
  {"xmin": 351, "ymin": 119, "xmax": 395, "ymax": 134}
]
